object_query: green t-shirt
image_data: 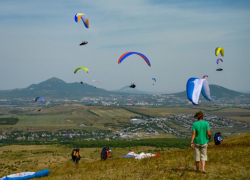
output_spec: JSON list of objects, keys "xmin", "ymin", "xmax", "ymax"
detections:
[{"xmin": 192, "ymin": 120, "xmax": 210, "ymax": 145}]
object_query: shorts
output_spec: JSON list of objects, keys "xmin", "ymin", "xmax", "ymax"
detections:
[{"xmin": 194, "ymin": 143, "xmax": 208, "ymax": 161}]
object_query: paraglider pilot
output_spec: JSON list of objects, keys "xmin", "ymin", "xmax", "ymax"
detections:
[
  {"xmin": 129, "ymin": 83, "xmax": 136, "ymax": 88},
  {"xmin": 80, "ymin": 41, "xmax": 88, "ymax": 46},
  {"xmin": 72, "ymin": 148, "xmax": 81, "ymax": 163},
  {"xmin": 101, "ymin": 147, "xmax": 111, "ymax": 160}
]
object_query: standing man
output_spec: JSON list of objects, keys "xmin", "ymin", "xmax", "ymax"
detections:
[{"xmin": 190, "ymin": 111, "xmax": 211, "ymax": 174}]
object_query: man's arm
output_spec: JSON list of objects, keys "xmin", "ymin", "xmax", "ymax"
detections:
[
  {"xmin": 191, "ymin": 130, "xmax": 195, "ymax": 149},
  {"xmin": 207, "ymin": 129, "xmax": 211, "ymax": 141}
]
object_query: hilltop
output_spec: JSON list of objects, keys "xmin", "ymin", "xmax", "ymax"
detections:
[
  {"xmin": 0, "ymin": 77, "xmax": 111, "ymax": 99},
  {"xmin": 38, "ymin": 133, "xmax": 250, "ymax": 179}
]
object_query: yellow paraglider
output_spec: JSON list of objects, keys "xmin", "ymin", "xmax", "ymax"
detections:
[
  {"xmin": 74, "ymin": 67, "xmax": 89, "ymax": 74},
  {"xmin": 215, "ymin": 47, "xmax": 224, "ymax": 56}
]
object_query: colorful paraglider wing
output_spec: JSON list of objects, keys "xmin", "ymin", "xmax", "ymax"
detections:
[
  {"xmin": 215, "ymin": 47, "xmax": 224, "ymax": 56},
  {"xmin": 202, "ymin": 75, "xmax": 208, "ymax": 79},
  {"xmin": 131, "ymin": 99, "xmax": 133, "ymax": 104},
  {"xmin": 92, "ymin": 80, "xmax": 100, "ymax": 83},
  {"xmin": 118, "ymin": 52, "xmax": 151, "ymax": 67},
  {"xmin": 35, "ymin": 97, "xmax": 45, "ymax": 102},
  {"xmin": 75, "ymin": 13, "xmax": 89, "ymax": 28},
  {"xmin": 87, "ymin": 103, "xmax": 91, "ymax": 106},
  {"xmin": 201, "ymin": 79, "xmax": 212, "ymax": 101},
  {"xmin": 186, "ymin": 78, "xmax": 203, "ymax": 105},
  {"xmin": 216, "ymin": 58, "xmax": 223, "ymax": 64},
  {"xmin": 152, "ymin": 78, "xmax": 156, "ymax": 82},
  {"xmin": 74, "ymin": 67, "xmax": 89, "ymax": 74},
  {"xmin": 186, "ymin": 78, "xmax": 211, "ymax": 105},
  {"xmin": 0, "ymin": 170, "xmax": 50, "ymax": 180}
]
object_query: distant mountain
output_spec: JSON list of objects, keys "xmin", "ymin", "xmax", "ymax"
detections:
[
  {"xmin": 0, "ymin": 78, "xmax": 249, "ymax": 101},
  {"xmin": 113, "ymin": 85, "xmax": 151, "ymax": 94},
  {"xmin": 0, "ymin": 77, "xmax": 111, "ymax": 99},
  {"xmin": 171, "ymin": 84, "xmax": 250, "ymax": 99}
]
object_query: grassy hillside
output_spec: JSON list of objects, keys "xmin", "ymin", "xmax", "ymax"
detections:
[
  {"xmin": 1, "ymin": 133, "xmax": 249, "ymax": 179},
  {"xmin": 42, "ymin": 133, "xmax": 249, "ymax": 179}
]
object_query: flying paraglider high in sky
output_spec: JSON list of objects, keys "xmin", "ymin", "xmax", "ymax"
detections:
[
  {"xmin": 75, "ymin": 13, "xmax": 89, "ymax": 46},
  {"xmin": 215, "ymin": 47, "xmax": 224, "ymax": 56},
  {"xmin": 152, "ymin": 78, "xmax": 156, "ymax": 82},
  {"xmin": 186, "ymin": 78, "xmax": 211, "ymax": 105},
  {"xmin": 118, "ymin": 52, "xmax": 151, "ymax": 67},
  {"xmin": 216, "ymin": 58, "xmax": 223, "ymax": 64},
  {"xmin": 202, "ymin": 75, "xmax": 208, "ymax": 79},
  {"xmin": 75, "ymin": 13, "xmax": 89, "ymax": 28},
  {"xmin": 74, "ymin": 67, "xmax": 89, "ymax": 74},
  {"xmin": 216, "ymin": 58, "xmax": 223, "ymax": 71},
  {"xmin": 92, "ymin": 80, "xmax": 100, "ymax": 84}
]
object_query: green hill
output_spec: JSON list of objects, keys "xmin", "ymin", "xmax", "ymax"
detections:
[{"xmin": 0, "ymin": 77, "xmax": 112, "ymax": 99}]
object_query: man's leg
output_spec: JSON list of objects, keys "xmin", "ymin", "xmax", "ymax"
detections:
[
  {"xmin": 200, "ymin": 144, "xmax": 208, "ymax": 172},
  {"xmin": 194, "ymin": 144, "xmax": 201, "ymax": 171},
  {"xmin": 195, "ymin": 161, "xmax": 200, "ymax": 171},
  {"xmin": 201, "ymin": 160, "xmax": 206, "ymax": 172}
]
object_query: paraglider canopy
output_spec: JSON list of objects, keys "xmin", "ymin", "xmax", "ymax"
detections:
[
  {"xmin": 80, "ymin": 41, "xmax": 88, "ymax": 46},
  {"xmin": 75, "ymin": 13, "xmax": 89, "ymax": 28},
  {"xmin": 35, "ymin": 97, "xmax": 45, "ymax": 102},
  {"xmin": 216, "ymin": 58, "xmax": 223, "ymax": 64},
  {"xmin": 118, "ymin": 52, "xmax": 151, "ymax": 67},
  {"xmin": 129, "ymin": 83, "xmax": 136, "ymax": 88},
  {"xmin": 74, "ymin": 67, "xmax": 89, "ymax": 74},
  {"xmin": 186, "ymin": 77, "xmax": 211, "ymax": 105},
  {"xmin": 87, "ymin": 103, "xmax": 91, "ymax": 106},
  {"xmin": 215, "ymin": 47, "xmax": 224, "ymax": 56},
  {"xmin": 216, "ymin": 68, "xmax": 223, "ymax": 71},
  {"xmin": 202, "ymin": 75, "xmax": 208, "ymax": 79}
]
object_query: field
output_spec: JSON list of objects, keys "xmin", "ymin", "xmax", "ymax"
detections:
[
  {"xmin": 0, "ymin": 105, "xmax": 249, "ymax": 136},
  {"xmin": 0, "ymin": 144, "xmax": 175, "ymax": 177},
  {"xmin": 0, "ymin": 104, "xmax": 140, "ymax": 131},
  {"xmin": 1, "ymin": 133, "xmax": 249, "ymax": 179}
]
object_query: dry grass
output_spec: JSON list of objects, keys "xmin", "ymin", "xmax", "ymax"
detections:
[
  {"xmin": 0, "ymin": 145, "xmax": 172, "ymax": 178},
  {"xmin": 29, "ymin": 134, "xmax": 250, "ymax": 179},
  {"xmin": 1, "ymin": 134, "xmax": 249, "ymax": 179}
]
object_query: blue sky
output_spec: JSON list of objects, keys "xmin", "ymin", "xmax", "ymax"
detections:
[{"xmin": 0, "ymin": 0, "xmax": 250, "ymax": 93}]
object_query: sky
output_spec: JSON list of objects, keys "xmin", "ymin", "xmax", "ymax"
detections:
[{"xmin": 0, "ymin": 0, "xmax": 250, "ymax": 93}]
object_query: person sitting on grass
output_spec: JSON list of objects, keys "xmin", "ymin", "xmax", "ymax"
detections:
[{"xmin": 190, "ymin": 111, "xmax": 211, "ymax": 174}]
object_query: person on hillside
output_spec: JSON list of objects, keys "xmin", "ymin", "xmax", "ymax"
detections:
[
  {"xmin": 72, "ymin": 148, "xmax": 81, "ymax": 164},
  {"xmin": 101, "ymin": 147, "xmax": 111, "ymax": 160},
  {"xmin": 190, "ymin": 111, "xmax": 211, "ymax": 174}
]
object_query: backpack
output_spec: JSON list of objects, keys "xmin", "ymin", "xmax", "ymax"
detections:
[
  {"xmin": 214, "ymin": 132, "xmax": 222, "ymax": 145},
  {"xmin": 101, "ymin": 147, "xmax": 107, "ymax": 160},
  {"xmin": 71, "ymin": 149, "xmax": 76, "ymax": 156}
]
